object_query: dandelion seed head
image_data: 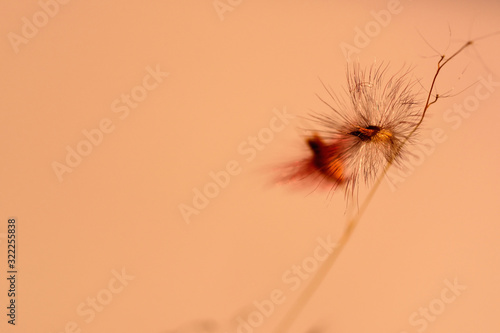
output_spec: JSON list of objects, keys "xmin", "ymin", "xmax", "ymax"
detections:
[{"xmin": 280, "ymin": 62, "xmax": 423, "ymax": 198}]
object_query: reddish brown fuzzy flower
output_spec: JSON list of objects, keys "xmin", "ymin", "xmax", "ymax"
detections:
[{"xmin": 280, "ymin": 63, "xmax": 422, "ymax": 197}]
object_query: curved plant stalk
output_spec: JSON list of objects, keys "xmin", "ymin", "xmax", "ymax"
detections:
[{"xmin": 273, "ymin": 32, "xmax": 499, "ymax": 333}]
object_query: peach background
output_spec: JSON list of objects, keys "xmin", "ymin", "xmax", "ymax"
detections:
[{"xmin": 1, "ymin": 1, "xmax": 500, "ymax": 333}]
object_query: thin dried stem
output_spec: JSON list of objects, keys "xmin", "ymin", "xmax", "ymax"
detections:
[
  {"xmin": 273, "ymin": 33, "xmax": 490, "ymax": 333},
  {"xmin": 274, "ymin": 162, "xmax": 385, "ymax": 333}
]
